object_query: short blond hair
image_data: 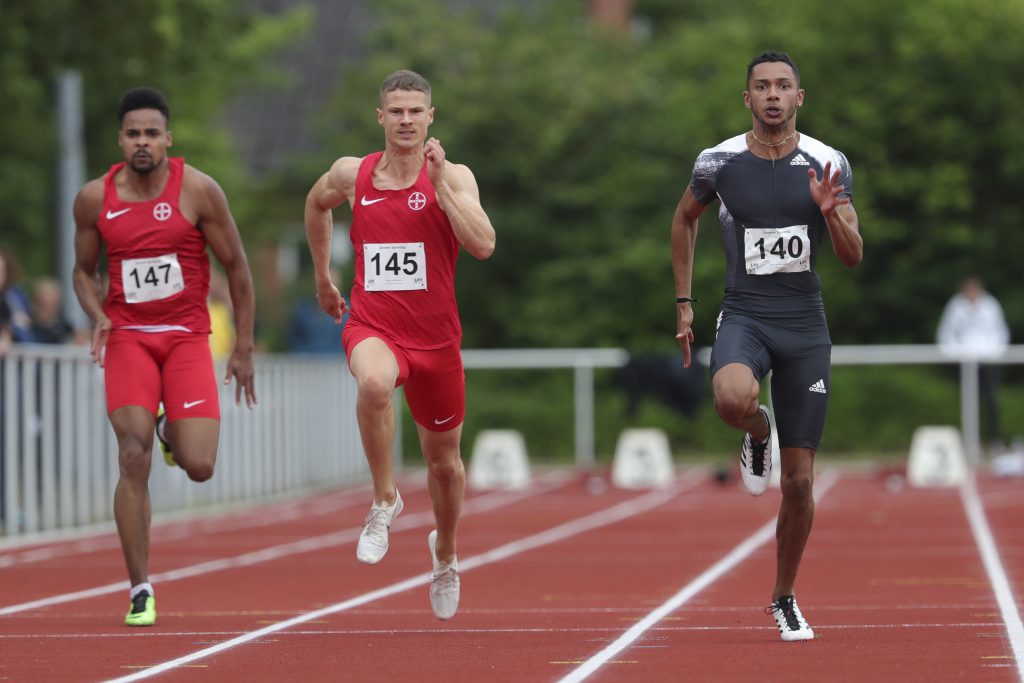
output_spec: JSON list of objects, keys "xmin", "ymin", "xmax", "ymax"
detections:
[{"xmin": 379, "ymin": 70, "xmax": 431, "ymax": 106}]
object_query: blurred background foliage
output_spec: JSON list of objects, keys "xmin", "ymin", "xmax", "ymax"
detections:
[{"xmin": 2, "ymin": 0, "xmax": 1021, "ymax": 460}]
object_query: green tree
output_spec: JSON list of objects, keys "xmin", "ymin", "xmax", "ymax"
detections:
[
  {"xmin": 0, "ymin": 0, "xmax": 312, "ymax": 277},
  {"xmin": 287, "ymin": 0, "xmax": 1024, "ymax": 457}
]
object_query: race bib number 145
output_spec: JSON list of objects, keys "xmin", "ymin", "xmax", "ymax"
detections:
[{"xmin": 363, "ymin": 242, "xmax": 427, "ymax": 291}]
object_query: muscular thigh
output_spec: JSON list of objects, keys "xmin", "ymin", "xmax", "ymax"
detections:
[
  {"xmin": 767, "ymin": 324, "xmax": 831, "ymax": 450},
  {"xmin": 710, "ymin": 312, "xmax": 772, "ymax": 381},
  {"xmin": 404, "ymin": 342, "xmax": 465, "ymax": 432},
  {"xmin": 104, "ymin": 331, "xmax": 162, "ymax": 416},
  {"xmin": 161, "ymin": 333, "xmax": 220, "ymax": 422}
]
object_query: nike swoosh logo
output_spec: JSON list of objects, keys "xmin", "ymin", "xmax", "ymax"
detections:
[
  {"xmin": 106, "ymin": 208, "xmax": 131, "ymax": 219},
  {"xmin": 183, "ymin": 400, "xmax": 207, "ymax": 409},
  {"xmin": 434, "ymin": 415, "xmax": 456, "ymax": 425},
  {"xmin": 360, "ymin": 197, "xmax": 386, "ymax": 206}
]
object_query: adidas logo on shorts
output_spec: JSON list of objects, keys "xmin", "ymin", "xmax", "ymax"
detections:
[
  {"xmin": 790, "ymin": 153, "xmax": 810, "ymax": 166},
  {"xmin": 808, "ymin": 379, "xmax": 827, "ymax": 394}
]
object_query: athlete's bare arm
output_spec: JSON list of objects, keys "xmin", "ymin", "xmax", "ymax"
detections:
[
  {"xmin": 72, "ymin": 178, "xmax": 113, "ymax": 366},
  {"xmin": 809, "ymin": 161, "xmax": 863, "ymax": 268},
  {"xmin": 304, "ymin": 156, "xmax": 361, "ymax": 322},
  {"xmin": 670, "ymin": 186, "xmax": 706, "ymax": 368},
  {"xmin": 424, "ymin": 138, "xmax": 495, "ymax": 260},
  {"xmin": 186, "ymin": 166, "xmax": 257, "ymax": 407}
]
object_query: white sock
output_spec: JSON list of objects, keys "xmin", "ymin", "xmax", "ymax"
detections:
[{"xmin": 130, "ymin": 582, "xmax": 154, "ymax": 600}]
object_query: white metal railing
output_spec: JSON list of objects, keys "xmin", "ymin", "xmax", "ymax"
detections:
[
  {"xmin": 1, "ymin": 344, "xmax": 365, "ymax": 537},
  {"xmin": 3, "ymin": 343, "xmax": 1020, "ymax": 538}
]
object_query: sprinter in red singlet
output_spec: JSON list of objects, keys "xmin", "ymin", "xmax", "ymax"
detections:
[
  {"xmin": 72, "ymin": 87, "xmax": 256, "ymax": 627},
  {"xmin": 304, "ymin": 70, "xmax": 495, "ymax": 620}
]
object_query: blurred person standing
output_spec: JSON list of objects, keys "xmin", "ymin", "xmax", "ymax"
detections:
[
  {"xmin": 207, "ymin": 267, "xmax": 235, "ymax": 361},
  {"xmin": 304, "ymin": 69, "xmax": 495, "ymax": 620},
  {"xmin": 670, "ymin": 51, "xmax": 863, "ymax": 641},
  {"xmin": 288, "ymin": 266, "xmax": 347, "ymax": 354},
  {"xmin": 72, "ymin": 86, "xmax": 257, "ymax": 627},
  {"xmin": 0, "ymin": 285, "xmax": 11, "ymax": 355},
  {"xmin": 937, "ymin": 276, "xmax": 1010, "ymax": 451},
  {"xmin": 30, "ymin": 277, "xmax": 79, "ymax": 344},
  {"xmin": 0, "ymin": 247, "xmax": 36, "ymax": 343}
]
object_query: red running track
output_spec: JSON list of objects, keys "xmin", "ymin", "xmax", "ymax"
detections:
[{"xmin": 0, "ymin": 467, "xmax": 1022, "ymax": 682}]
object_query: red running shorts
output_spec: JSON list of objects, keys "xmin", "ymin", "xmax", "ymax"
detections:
[
  {"xmin": 104, "ymin": 329, "xmax": 220, "ymax": 422},
  {"xmin": 342, "ymin": 319, "xmax": 465, "ymax": 431}
]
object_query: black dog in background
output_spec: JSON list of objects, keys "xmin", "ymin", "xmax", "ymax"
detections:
[{"xmin": 616, "ymin": 353, "xmax": 706, "ymax": 419}]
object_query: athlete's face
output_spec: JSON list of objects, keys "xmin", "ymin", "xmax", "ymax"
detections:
[
  {"xmin": 118, "ymin": 109, "xmax": 172, "ymax": 175},
  {"xmin": 377, "ymin": 89, "xmax": 433, "ymax": 150},
  {"xmin": 744, "ymin": 62, "xmax": 804, "ymax": 130}
]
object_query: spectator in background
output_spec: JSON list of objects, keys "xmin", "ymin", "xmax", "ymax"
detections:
[
  {"xmin": 288, "ymin": 267, "xmax": 347, "ymax": 354},
  {"xmin": 0, "ymin": 286, "xmax": 11, "ymax": 356},
  {"xmin": 30, "ymin": 277, "xmax": 79, "ymax": 344},
  {"xmin": 208, "ymin": 268, "xmax": 235, "ymax": 361},
  {"xmin": 937, "ymin": 276, "xmax": 1011, "ymax": 452},
  {"xmin": 0, "ymin": 247, "xmax": 36, "ymax": 343}
]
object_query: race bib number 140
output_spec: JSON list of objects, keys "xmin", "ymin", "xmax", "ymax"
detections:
[
  {"xmin": 744, "ymin": 225, "xmax": 811, "ymax": 275},
  {"xmin": 122, "ymin": 253, "xmax": 185, "ymax": 303},
  {"xmin": 363, "ymin": 242, "xmax": 427, "ymax": 291}
]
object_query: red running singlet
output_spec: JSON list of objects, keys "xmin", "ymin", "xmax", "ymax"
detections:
[
  {"xmin": 348, "ymin": 152, "xmax": 461, "ymax": 350},
  {"xmin": 98, "ymin": 157, "xmax": 211, "ymax": 333}
]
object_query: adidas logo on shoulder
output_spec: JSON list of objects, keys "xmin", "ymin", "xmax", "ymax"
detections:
[
  {"xmin": 790, "ymin": 153, "xmax": 810, "ymax": 166},
  {"xmin": 808, "ymin": 379, "xmax": 827, "ymax": 394}
]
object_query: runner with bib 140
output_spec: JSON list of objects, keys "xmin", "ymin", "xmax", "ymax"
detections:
[
  {"xmin": 303, "ymin": 70, "xmax": 495, "ymax": 620},
  {"xmin": 670, "ymin": 51, "xmax": 863, "ymax": 641}
]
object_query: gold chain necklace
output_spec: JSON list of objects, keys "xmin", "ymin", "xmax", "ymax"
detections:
[{"xmin": 750, "ymin": 129, "xmax": 799, "ymax": 147}]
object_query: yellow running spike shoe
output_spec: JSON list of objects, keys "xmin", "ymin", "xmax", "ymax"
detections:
[
  {"xmin": 155, "ymin": 407, "xmax": 176, "ymax": 467},
  {"xmin": 125, "ymin": 591, "xmax": 156, "ymax": 627}
]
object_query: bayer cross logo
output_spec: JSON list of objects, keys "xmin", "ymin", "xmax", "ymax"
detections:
[
  {"xmin": 153, "ymin": 202, "xmax": 172, "ymax": 221},
  {"xmin": 407, "ymin": 192, "xmax": 427, "ymax": 211}
]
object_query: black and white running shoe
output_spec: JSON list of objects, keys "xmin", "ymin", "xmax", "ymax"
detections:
[
  {"xmin": 740, "ymin": 405, "xmax": 772, "ymax": 496},
  {"xmin": 766, "ymin": 595, "xmax": 814, "ymax": 641}
]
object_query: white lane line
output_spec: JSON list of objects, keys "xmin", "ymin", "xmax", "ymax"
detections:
[
  {"xmin": 960, "ymin": 474, "xmax": 1024, "ymax": 683},
  {"xmin": 557, "ymin": 469, "xmax": 841, "ymax": 683},
  {"xmin": 0, "ymin": 473, "xmax": 569, "ymax": 616},
  {"xmin": 100, "ymin": 483, "xmax": 689, "ymax": 682},
  {"xmin": 0, "ymin": 477, "xmax": 428, "ymax": 565},
  {"xmin": 0, "ymin": 621, "xmax": 1009, "ymax": 640}
]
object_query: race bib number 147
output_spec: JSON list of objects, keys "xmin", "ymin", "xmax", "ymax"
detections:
[{"xmin": 122, "ymin": 253, "xmax": 185, "ymax": 303}]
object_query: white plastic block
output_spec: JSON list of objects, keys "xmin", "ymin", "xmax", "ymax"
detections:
[
  {"xmin": 611, "ymin": 428, "xmax": 675, "ymax": 489},
  {"xmin": 906, "ymin": 426, "xmax": 968, "ymax": 487},
  {"xmin": 468, "ymin": 429, "xmax": 531, "ymax": 490}
]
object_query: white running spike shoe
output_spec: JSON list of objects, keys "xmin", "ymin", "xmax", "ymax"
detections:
[
  {"xmin": 766, "ymin": 595, "xmax": 814, "ymax": 641},
  {"xmin": 740, "ymin": 405, "xmax": 772, "ymax": 496},
  {"xmin": 356, "ymin": 490, "xmax": 403, "ymax": 564},
  {"xmin": 427, "ymin": 530, "xmax": 460, "ymax": 620}
]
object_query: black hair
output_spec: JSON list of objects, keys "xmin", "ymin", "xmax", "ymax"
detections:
[
  {"xmin": 117, "ymin": 87, "xmax": 170, "ymax": 125},
  {"xmin": 746, "ymin": 51, "xmax": 800, "ymax": 86}
]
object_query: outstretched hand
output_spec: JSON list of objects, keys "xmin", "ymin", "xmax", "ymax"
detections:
[{"xmin": 808, "ymin": 161, "xmax": 850, "ymax": 216}]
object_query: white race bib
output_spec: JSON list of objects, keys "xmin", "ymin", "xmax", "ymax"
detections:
[
  {"xmin": 363, "ymin": 242, "xmax": 427, "ymax": 291},
  {"xmin": 744, "ymin": 225, "xmax": 811, "ymax": 275},
  {"xmin": 121, "ymin": 254, "xmax": 185, "ymax": 303}
]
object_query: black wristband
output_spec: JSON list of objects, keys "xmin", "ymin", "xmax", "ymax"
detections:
[{"xmin": 676, "ymin": 296, "xmax": 700, "ymax": 304}]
